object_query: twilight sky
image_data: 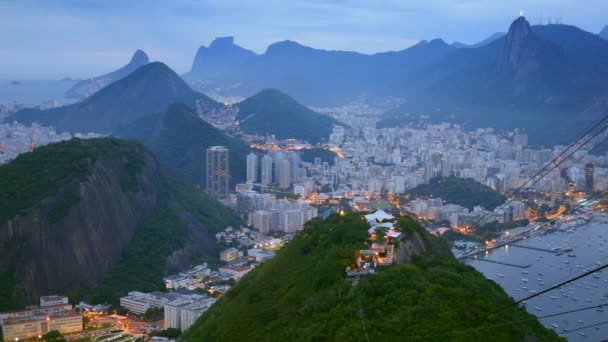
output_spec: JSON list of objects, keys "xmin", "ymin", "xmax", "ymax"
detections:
[{"xmin": 1, "ymin": 0, "xmax": 607, "ymax": 79}]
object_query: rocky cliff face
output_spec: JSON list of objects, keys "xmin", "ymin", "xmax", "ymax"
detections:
[
  {"xmin": 394, "ymin": 231, "xmax": 453, "ymax": 265},
  {"xmin": 0, "ymin": 146, "xmax": 160, "ymax": 306}
]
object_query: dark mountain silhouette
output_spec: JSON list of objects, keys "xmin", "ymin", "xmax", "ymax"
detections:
[
  {"xmin": 115, "ymin": 102, "xmax": 249, "ymax": 187},
  {"xmin": 379, "ymin": 17, "xmax": 608, "ymax": 145},
  {"xmin": 236, "ymin": 89, "xmax": 340, "ymax": 143},
  {"xmin": 10, "ymin": 62, "xmax": 222, "ymax": 134},
  {"xmin": 66, "ymin": 49, "xmax": 150, "ymax": 99},
  {"xmin": 600, "ymin": 25, "xmax": 608, "ymax": 40},
  {"xmin": 184, "ymin": 38, "xmax": 454, "ymax": 105},
  {"xmin": 452, "ymin": 32, "xmax": 506, "ymax": 48},
  {"xmin": 184, "ymin": 36, "xmax": 257, "ymax": 80}
]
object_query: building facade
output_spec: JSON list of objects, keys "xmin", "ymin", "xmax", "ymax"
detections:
[{"xmin": 206, "ymin": 146, "xmax": 230, "ymax": 199}]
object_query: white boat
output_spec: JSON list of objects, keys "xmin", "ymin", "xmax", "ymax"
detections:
[
  {"xmin": 550, "ymin": 296, "xmax": 558, "ymax": 300},
  {"xmin": 551, "ymin": 323, "xmax": 559, "ymax": 329}
]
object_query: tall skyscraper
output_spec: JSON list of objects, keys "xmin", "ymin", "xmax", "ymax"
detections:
[
  {"xmin": 206, "ymin": 146, "xmax": 229, "ymax": 199},
  {"xmin": 585, "ymin": 163, "xmax": 594, "ymax": 190},
  {"xmin": 288, "ymin": 152, "xmax": 300, "ymax": 183},
  {"xmin": 276, "ymin": 158, "xmax": 291, "ymax": 189},
  {"xmin": 246, "ymin": 153, "xmax": 258, "ymax": 183},
  {"xmin": 260, "ymin": 155, "xmax": 273, "ymax": 185}
]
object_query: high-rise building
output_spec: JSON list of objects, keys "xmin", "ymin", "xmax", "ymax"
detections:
[
  {"xmin": 585, "ymin": 163, "xmax": 594, "ymax": 190},
  {"xmin": 514, "ymin": 133, "xmax": 528, "ymax": 147},
  {"xmin": 288, "ymin": 152, "xmax": 300, "ymax": 183},
  {"xmin": 206, "ymin": 146, "xmax": 229, "ymax": 199},
  {"xmin": 276, "ymin": 158, "xmax": 291, "ymax": 189},
  {"xmin": 246, "ymin": 153, "xmax": 258, "ymax": 183},
  {"xmin": 251, "ymin": 210, "xmax": 272, "ymax": 233},
  {"xmin": 261, "ymin": 155, "xmax": 273, "ymax": 185}
]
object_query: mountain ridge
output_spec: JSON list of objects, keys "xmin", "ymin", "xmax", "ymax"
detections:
[
  {"xmin": 66, "ymin": 49, "xmax": 150, "ymax": 99},
  {"xmin": 236, "ymin": 89, "xmax": 339, "ymax": 143},
  {"xmin": 10, "ymin": 62, "xmax": 222, "ymax": 134},
  {"xmin": 115, "ymin": 102, "xmax": 249, "ymax": 187}
]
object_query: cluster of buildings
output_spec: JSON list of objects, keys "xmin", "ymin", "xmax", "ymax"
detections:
[
  {"xmin": 406, "ymin": 197, "xmax": 526, "ymax": 229},
  {"xmin": 236, "ymin": 191, "xmax": 318, "ymax": 233},
  {"xmin": 347, "ymin": 210, "xmax": 400, "ymax": 276},
  {"xmin": 119, "ymin": 290, "xmax": 216, "ymax": 332},
  {"xmin": 246, "ymin": 151, "xmax": 303, "ymax": 189},
  {"xmin": 0, "ymin": 296, "xmax": 82, "ymax": 342},
  {"xmin": 0, "ymin": 122, "xmax": 100, "ymax": 164},
  {"xmin": 302, "ymin": 122, "xmax": 608, "ymax": 200}
]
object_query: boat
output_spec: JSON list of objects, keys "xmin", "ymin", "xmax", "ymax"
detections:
[
  {"xmin": 534, "ymin": 306, "xmax": 542, "ymax": 311},
  {"xmin": 498, "ymin": 273, "xmax": 505, "ymax": 278},
  {"xmin": 550, "ymin": 296, "xmax": 558, "ymax": 300},
  {"xmin": 551, "ymin": 323, "xmax": 559, "ymax": 329}
]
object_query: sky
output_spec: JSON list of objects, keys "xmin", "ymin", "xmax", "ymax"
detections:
[{"xmin": 1, "ymin": 0, "xmax": 607, "ymax": 79}]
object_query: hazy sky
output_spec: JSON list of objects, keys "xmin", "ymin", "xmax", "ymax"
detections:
[{"xmin": 1, "ymin": 0, "xmax": 607, "ymax": 79}]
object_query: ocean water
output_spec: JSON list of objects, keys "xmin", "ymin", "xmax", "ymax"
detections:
[
  {"xmin": 467, "ymin": 216, "xmax": 608, "ymax": 341},
  {"xmin": 0, "ymin": 79, "xmax": 77, "ymax": 106}
]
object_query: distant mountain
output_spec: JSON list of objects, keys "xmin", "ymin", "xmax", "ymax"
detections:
[
  {"xmin": 10, "ymin": 62, "xmax": 223, "ymax": 134},
  {"xmin": 0, "ymin": 138, "xmax": 239, "ymax": 309},
  {"xmin": 66, "ymin": 49, "xmax": 150, "ymax": 99},
  {"xmin": 184, "ymin": 37, "xmax": 454, "ymax": 105},
  {"xmin": 184, "ymin": 36, "xmax": 257, "ymax": 80},
  {"xmin": 236, "ymin": 89, "xmax": 339, "ymax": 143},
  {"xmin": 379, "ymin": 17, "xmax": 608, "ymax": 145},
  {"xmin": 532, "ymin": 24, "xmax": 608, "ymax": 71},
  {"xmin": 181, "ymin": 213, "xmax": 560, "ymax": 341},
  {"xmin": 452, "ymin": 32, "xmax": 505, "ymax": 48},
  {"xmin": 600, "ymin": 25, "xmax": 608, "ymax": 40},
  {"xmin": 115, "ymin": 102, "xmax": 249, "ymax": 187}
]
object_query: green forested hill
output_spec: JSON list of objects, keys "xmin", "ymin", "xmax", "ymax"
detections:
[
  {"xmin": 236, "ymin": 89, "xmax": 339, "ymax": 143},
  {"xmin": 181, "ymin": 213, "xmax": 560, "ymax": 341},
  {"xmin": 405, "ymin": 177, "xmax": 506, "ymax": 210},
  {"xmin": 115, "ymin": 102, "xmax": 249, "ymax": 187},
  {"xmin": 0, "ymin": 138, "xmax": 239, "ymax": 309}
]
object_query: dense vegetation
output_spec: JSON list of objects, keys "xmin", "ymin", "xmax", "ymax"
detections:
[
  {"xmin": 116, "ymin": 102, "xmax": 249, "ymax": 187},
  {"xmin": 0, "ymin": 138, "xmax": 241, "ymax": 309},
  {"xmin": 181, "ymin": 213, "xmax": 560, "ymax": 341},
  {"xmin": 405, "ymin": 177, "xmax": 506, "ymax": 210},
  {"xmin": 299, "ymin": 147, "xmax": 337, "ymax": 164},
  {"xmin": 236, "ymin": 89, "xmax": 339, "ymax": 143},
  {"xmin": 76, "ymin": 177, "xmax": 240, "ymax": 305},
  {"xmin": 0, "ymin": 138, "xmax": 144, "ymax": 225},
  {"xmin": 0, "ymin": 138, "xmax": 146, "ymax": 311}
]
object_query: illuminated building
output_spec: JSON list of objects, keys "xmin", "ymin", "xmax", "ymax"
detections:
[
  {"xmin": 260, "ymin": 155, "xmax": 273, "ymax": 185},
  {"xmin": 206, "ymin": 146, "xmax": 229, "ymax": 199},
  {"xmin": 246, "ymin": 152, "xmax": 258, "ymax": 183}
]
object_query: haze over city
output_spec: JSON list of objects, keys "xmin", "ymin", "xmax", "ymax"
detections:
[
  {"xmin": 2, "ymin": 0, "xmax": 608, "ymax": 78},
  {"xmin": 2, "ymin": 1, "xmax": 608, "ymax": 341}
]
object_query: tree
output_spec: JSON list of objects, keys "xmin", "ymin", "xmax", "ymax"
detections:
[
  {"xmin": 42, "ymin": 330, "xmax": 65, "ymax": 341},
  {"xmin": 375, "ymin": 227, "xmax": 387, "ymax": 244}
]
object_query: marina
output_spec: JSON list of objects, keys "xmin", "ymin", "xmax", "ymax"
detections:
[{"xmin": 466, "ymin": 213, "xmax": 608, "ymax": 341}]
